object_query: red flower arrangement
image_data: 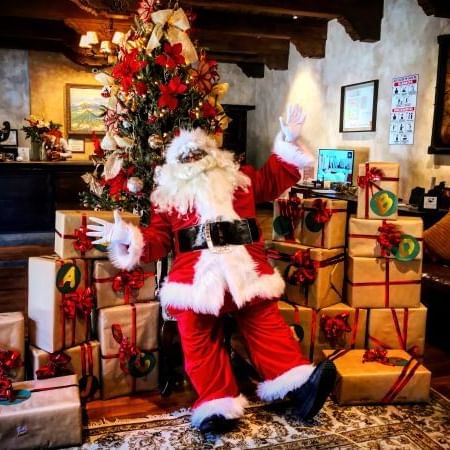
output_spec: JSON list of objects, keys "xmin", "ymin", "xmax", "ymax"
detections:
[
  {"xmin": 155, "ymin": 43, "xmax": 186, "ymax": 70},
  {"xmin": 189, "ymin": 55, "xmax": 219, "ymax": 95},
  {"xmin": 112, "ymin": 49, "xmax": 147, "ymax": 92},
  {"xmin": 158, "ymin": 76, "xmax": 188, "ymax": 110},
  {"xmin": 201, "ymin": 102, "xmax": 217, "ymax": 119}
]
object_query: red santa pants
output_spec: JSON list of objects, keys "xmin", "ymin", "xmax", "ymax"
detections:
[{"xmin": 169, "ymin": 296, "xmax": 313, "ymax": 427}]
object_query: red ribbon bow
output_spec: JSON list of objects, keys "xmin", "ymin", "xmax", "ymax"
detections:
[
  {"xmin": 287, "ymin": 249, "xmax": 318, "ymax": 285},
  {"xmin": 357, "ymin": 167, "xmax": 385, "ymax": 189},
  {"xmin": 73, "ymin": 224, "xmax": 94, "ymax": 254},
  {"xmin": 36, "ymin": 352, "xmax": 73, "ymax": 379},
  {"xmin": 377, "ymin": 220, "xmax": 402, "ymax": 257},
  {"xmin": 320, "ymin": 313, "xmax": 352, "ymax": 347},
  {"xmin": 112, "ymin": 268, "xmax": 146, "ymax": 303},
  {"xmin": 0, "ymin": 350, "xmax": 22, "ymax": 375},
  {"xmin": 111, "ymin": 324, "xmax": 140, "ymax": 375},
  {"xmin": 362, "ymin": 348, "xmax": 389, "ymax": 364},
  {"xmin": 0, "ymin": 376, "xmax": 14, "ymax": 402},
  {"xmin": 63, "ymin": 287, "xmax": 94, "ymax": 319},
  {"xmin": 310, "ymin": 199, "xmax": 333, "ymax": 225}
]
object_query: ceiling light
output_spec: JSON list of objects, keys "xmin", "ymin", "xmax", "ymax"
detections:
[
  {"xmin": 293, "ymin": 15, "xmax": 299, "ymax": 20},
  {"xmin": 86, "ymin": 31, "xmax": 99, "ymax": 45},
  {"xmin": 79, "ymin": 34, "xmax": 92, "ymax": 48}
]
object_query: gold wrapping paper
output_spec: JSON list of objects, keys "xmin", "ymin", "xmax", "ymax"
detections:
[
  {"xmin": 54, "ymin": 210, "xmax": 140, "ymax": 259},
  {"xmin": 347, "ymin": 256, "xmax": 422, "ymax": 308},
  {"xmin": 300, "ymin": 198, "xmax": 347, "ymax": 249},
  {"xmin": 323, "ymin": 349, "xmax": 431, "ymax": 404},
  {"xmin": 367, "ymin": 304, "xmax": 427, "ymax": 356},
  {"xmin": 98, "ymin": 303, "xmax": 159, "ymax": 399},
  {"xmin": 356, "ymin": 162, "xmax": 400, "ymax": 219},
  {"xmin": 348, "ymin": 216, "xmax": 423, "ymax": 259},
  {"xmin": 0, "ymin": 312, "xmax": 25, "ymax": 381},
  {"xmin": 0, "ymin": 375, "xmax": 82, "ymax": 449},
  {"xmin": 270, "ymin": 241, "xmax": 344, "ymax": 309},
  {"xmin": 28, "ymin": 256, "xmax": 91, "ymax": 353},
  {"xmin": 272, "ymin": 194, "xmax": 303, "ymax": 242},
  {"xmin": 30, "ymin": 340, "xmax": 101, "ymax": 400},
  {"xmin": 93, "ymin": 260, "xmax": 156, "ymax": 309}
]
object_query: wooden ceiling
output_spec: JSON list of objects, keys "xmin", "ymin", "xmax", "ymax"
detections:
[{"xmin": 0, "ymin": 0, "xmax": 448, "ymax": 77}]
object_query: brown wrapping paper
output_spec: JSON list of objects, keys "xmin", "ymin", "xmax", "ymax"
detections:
[
  {"xmin": 347, "ymin": 256, "xmax": 422, "ymax": 308},
  {"xmin": 30, "ymin": 340, "xmax": 101, "ymax": 400},
  {"xmin": 272, "ymin": 194, "xmax": 303, "ymax": 242},
  {"xmin": 348, "ymin": 216, "xmax": 423, "ymax": 259},
  {"xmin": 323, "ymin": 349, "xmax": 431, "ymax": 405},
  {"xmin": 98, "ymin": 302, "xmax": 159, "ymax": 399},
  {"xmin": 300, "ymin": 198, "xmax": 347, "ymax": 249},
  {"xmin": 0, "ymin": 312, "xmax": 25, "ymax": 382},
  {"xmin": 270, "ymin": 241, "xmax": 344, "ymax": 309},
  {"xmin": 367, "ymin": 304, "xmax": 427, "ymax": 356},
  {"xmin": 54, "ymin": 210, "xmax": 140, "ymax": 259},
  {"xmin": 356, "ymin": 162, "xmax": 400, "ymax": 219},
  {"xmin": 28, "ymin": 256, "xmax": 91, "ymax": 353},
  {"xmin": 0, "ymin": 375, "xmax": 82, "ymax": 449}
]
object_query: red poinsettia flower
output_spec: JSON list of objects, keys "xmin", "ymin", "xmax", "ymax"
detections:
[
  {"xmin": 134, "ymin": 81, "xmax": 148, "ymax": 96},
  {"xmin": 91, "ymin": 132, "xmax": 104, "ymax": 158},
  {"xmin": 188, "ymin": 55, "xmax": 219, "ymax": 94},
  {"xmin": 158, "ymin": 76, "xmax": 188, "ymax": 110},
  {"xmin": 201, "ymin": 102, "xmax": 217, "ymax": 118},
  {"xmin": 137, "ymin": 0, "xmax": 156, "ymax": 22},
  {"xmin": 112, "ymin": 49, "xmax": 147, "ymax": 92},
  {"xmin": 155, "ymin": 43, "xmax": 186, "ymax": 70}
]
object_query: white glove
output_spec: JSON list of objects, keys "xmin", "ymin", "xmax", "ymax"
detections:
[
  {"xmin": 279, "ymin": 104, "xmax": 306, "ymax": 143},
  {"xmin": 86, "ymin": 210, "xmax": 132, "ymax": 245}
]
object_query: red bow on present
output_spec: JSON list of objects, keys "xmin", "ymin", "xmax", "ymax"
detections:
[
  {"xmin": 357, "ymin": 167, "xmax": 385, "ymax": 189},
  {"xmin": 111, "ymin": 324, "xmax": 140, "ymax": 375},
  {"xmin": 287, "ymin": 249, "xmax": 318, "ymax": 285},
  {"xmin": 320, "ymin": 313, "xmax": 352, "ymax": 347},
  {"xmin": 377, "ymin": 220, "xmax": 402, "ymax": 257},
  {"xmin": 73, "ymin": 224, "xmax": 94, "ymax": 254},
  {"xmin": 362, "ymin": 348, "xmax": 389, "ymax": 364},
  {"xmin": 112, "ymin": 268, "xmax": 146, "ymax": 303},
  {"xmin": 63, "ymin": 287, "xmax": 94, "ymax": 319},
  {"xmin": 35, "ymin": 352, "xmax": 73, "ymax": 379},
  {"xmin": 0, "ymin": 349, "xmax": 22, "ymax": 374},
  {"xmin": 0, "ymin": 376, "xmax": 14, "ymax": 402},
  {"xmin": 310, "ymin": 199, "xmax": 332, "ymax": 224}
]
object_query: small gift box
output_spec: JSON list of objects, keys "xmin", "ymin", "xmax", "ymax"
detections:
[
  {"xmin": 347, "ymin": 256, "xmax": 422, "ymax": 308},
  {"xmin": 357, "ymin": 162, "xmax": 400, "ymax": 219},
  {"xmin": 348, "ymin": 216, "xmax": 423, "ymax": 260},
  {"xmin": 367, "ymin": 304, "xmax": 427, "ymax": 356},
  {"xmin": 299, "ymin": 198, "xmax": 347, "ymax": 249},
  {"xmin": 272, "ymin": 194, "xmax": 303, "ymax": 242},
  {"xmin": 54, "ymin": 210, "xmax": 140, "ymax": 259},
  {"xmin": 28, "ymin": 256, "xmax": 93, "ymax": 352},
  {"xmin": 0, "ymin": 375, "xmax": 82, "ymax": 449},
  {"xmin": 0, "ymin": 312, "xmax": 25, "ymax": 382},
  {"xmin": 93, "ymin": 260, "xmax": 156, "ymax": 309},
  {"xmin": 323, "ymin": 349, "xmax": 431, "ymax": 405},
  {"xmin": 98, "ymin": 303, "xmax": 159, "ymax": 399},
  {"xmin": 269, "ymin": 242, "xmax": 345, "ymax": 309},
  {"xmin": 30, "ymin": 340, "xmax": 101, "ymax": 401}
]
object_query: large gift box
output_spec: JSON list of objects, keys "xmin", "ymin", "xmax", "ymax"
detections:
[
  {"xmin": 323, "ymin": 349, "xmax": 431, "ymax": 404},
  {"xmin": 98, "ymin": 302, "xmax": 159, "ymax": 399},
  {"xmin": 357, "ymin": 162, "xmax": 400, "ymax": 219},
  {"xmin": 348, "ymin": 216, "xmax": 423, "ymax": 260},
  {"xmin": 55, "ymin": 210, "xmax": 140, "ymax": 259},
  {"xmin": 0, "ymin": 312, "xmax": 25, "ymax": 382},
  {"xmin": 28, "ymin": 256, "xmax": 92, "ymax": 352},
  {"xmin": 30, "ymin": 340, "xmax": 101, "ymax": 400},
  {"xmin": 300, "ymin": 198, "xmax": 347, "ymax": 249},
  {"xmin": 367, "ymin": 304, "xmax": 427, "ymax": 356},
  {"xmin": 93, "ymin": 260, "xmax": 156, "ymax": 309},
  {"xmin": 0, "ymin": 375, "xmax": 82, "ymax": 449},
  {"xmin": 269, "ymin": 242, "xmax": 345, "ymax": 309},
  {"xmin": 347, "ymin": 256, "xmax": 421, "ymax": 308},
  {"xmin": 272, "ymin": 195, "xmax": 303, "ymax": 242}
]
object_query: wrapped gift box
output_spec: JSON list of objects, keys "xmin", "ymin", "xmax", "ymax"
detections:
[
  {"xmin": 323, "ymin": 349, "xmax": 430, "ymax": 404},
  {"xmin": 98, "ymin": 302, "xmax": 159, "ymax": 399},
  {"xmin": 347, "ymin": 256, "xmax": 421, "ymax": 308},
  {"xmin": 272, "ymin": 194, "xmax": 303, "ymax": 242},
  {"xmin": 300, "ymin": 198, "xmax": 347, "ymax": 249},
  {"xmin": 93, "ymin": 260, "xmax": 156, "ymax": 309},
  {"xmin": 357, "ymin": 162, "xmax": 400, "ymax": 219},
  {"xmin": 367, "ymin": 304, "xmax": 427, "ymax": 356},
  {"xmin": 30, "ymin": 340, "xmax": 101, "ymax": 401},
  {"xmin": 0, "ymin": 312, "xmax": 25, "ymax": 382},
  {"xmin": 348, "ymin": 216, "xmax": 423, "ymax": 260},
  {"xmin": 28, "ymin": 256, "xmax": 92, "ymax": 352},
  {"xmin": 55, "ymin": 210, "xmax": 140, "ymax": 259},
  {"xmin": 269, "ymin": 242, "xmax": 344, "ymax": 309},
  {"xmin": 0, "ymin": 375, "xmax": 82, "ymax": 449}
]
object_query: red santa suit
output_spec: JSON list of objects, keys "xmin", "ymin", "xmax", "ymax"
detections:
[{"xmin": 109, "ymin": 128, "xmax": 314, "ymax": 427}]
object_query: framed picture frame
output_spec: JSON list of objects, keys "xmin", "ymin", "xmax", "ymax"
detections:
[
  {"xmin": 339, "ymin": 80, "xmax": 378, "ymax": 132},
  {"xmin": 0, "ymin": 128, "xmax": 18, "ymax": 147},
  {"xmin": 65, "ymin": 84, "xmax": 108, "ymax": 136}
]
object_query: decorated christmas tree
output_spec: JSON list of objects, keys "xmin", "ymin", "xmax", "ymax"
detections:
[{"xmin": 81, "ymin": 0, "xmax": 229, "ymax": 224}]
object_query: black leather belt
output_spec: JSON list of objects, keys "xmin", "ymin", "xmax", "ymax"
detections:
[{"xmin": 177, "ymin": 218, "xmax": 260, "ymax": 252}]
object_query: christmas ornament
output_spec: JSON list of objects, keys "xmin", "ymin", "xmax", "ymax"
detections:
[
  {"xmin": 127, "ymin": 177, "xmax": 144, "ymax": 193},
  {"xmin": 104, "ymin": 152, "xmax": 124, "ymax": 180},
  {"xmin": 148, "ymin": 134, "xmax": 164, "ymax": 149}
]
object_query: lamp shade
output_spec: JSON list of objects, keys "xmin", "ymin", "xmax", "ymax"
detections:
[
  {"xmin": 100, "ymin": 40, "xmax": 112, "ymax": 54},
  {"xmin": 79, "ymin": 34, "xmax": 92, "ymax": 48},
  {"xmin": 112, "ymin": 31, "xmax": 125, "ymax": 45},
  {"xmin": 86, "ymin": 31, "xmax": 99, "ymax": 45}
]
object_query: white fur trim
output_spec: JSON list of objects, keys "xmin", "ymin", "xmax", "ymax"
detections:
[
  {"xmin": 191, "ymin": 394, "xmax": 248, "ymax": 427},
  {"xmin": 257, "ymin": 364, "xmax": 315, "ymax": 401},
  {"xmin": 273, "ymin": 131, "xmax": 314, "ymax": 168},
  {"xmin": 108, "ymin": 223, "xmax": 144, "ymax": 270}
]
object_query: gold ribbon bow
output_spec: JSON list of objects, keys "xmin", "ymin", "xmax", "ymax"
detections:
[{"xmin": 208, "ymin": 83, "xmax": 230, "ymax": 130}]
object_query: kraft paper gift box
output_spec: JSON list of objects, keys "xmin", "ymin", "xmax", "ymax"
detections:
[
  {"xmin": 55, "ymin": 210, "xmax": 140, "ymax": 259},
  {"xmin": 323, "ymin": 349, "xmax": 430, "ymax": 405},
  {"xmin": 300, "ymin": 198, "xmax": 347, "ymax": 249},
  {"xmin": 0, "ymin": 312, "xmax": 25, "ymax": 382},
  {"xmin": 0, "ymin": 375, "xmax": 82, "ymax": 449},
  {"xmin": 356, "ymin": 162, "xmax": 400, "ymax": 220},
  {"xmin": 272, "ymin": 194, "xmax": 303, "ymax": 242},
  {"xmin": 28, "ymin": 255, "xmax": 92, "ymax": 353},
  {"xmin": 269, "ymin": 241, "xmax": 345, "ymax": 309},
  {"xmin": 98, "ymin": 302, "xmax": 159, "ymax": 399},
  {"xmin": 30, "ymin": 340, "xmax": 101, "ymax": 401},
  {"xmin": 93, "ymin": 260, "xmax": 156, "ymax": 309},
  {"xmin": 347, "ymin": 255, "xmax": 422, "ymax": 308},
  {"xmin": 367, "ymin": 304, "xmax": 427, "ymax": 356},
  {"xmin": 348, "ymin": 216, "xmax": 423, "ymax": 260}
]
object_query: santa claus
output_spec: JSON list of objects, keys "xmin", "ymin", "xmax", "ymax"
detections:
[{"xmin": 87, "ymin": 105, "xmax": 337, "ymax": 434}]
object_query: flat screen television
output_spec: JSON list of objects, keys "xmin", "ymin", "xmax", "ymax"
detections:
[{"xmin": 317, "ymin": 148, "xmax": 354, "ymax": 184}]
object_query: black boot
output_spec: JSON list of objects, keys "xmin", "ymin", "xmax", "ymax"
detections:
[
  {"xmin": 199, "ymin": 414, "xmax": 238, "ymax": 434},
  {"xmin": 288, "ymin": 359, "xmax": 337, "ymax": 420}
]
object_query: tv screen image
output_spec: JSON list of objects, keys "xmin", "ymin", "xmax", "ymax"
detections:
[{"xmin": 317, "ymin": 148, "xmax": 354, "ymax": 184}]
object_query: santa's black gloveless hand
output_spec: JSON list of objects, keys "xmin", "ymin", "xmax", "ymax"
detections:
[{"xmin": 86, "ymin": 210, "xmax": 132, "ymax": 246}]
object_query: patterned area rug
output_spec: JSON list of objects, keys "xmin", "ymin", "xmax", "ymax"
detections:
[{"xmin": 82, "ymin": 390, "xmax": 450, "ymax": 449}]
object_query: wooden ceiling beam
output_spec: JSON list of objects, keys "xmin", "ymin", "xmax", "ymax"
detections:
[{"xmin": 418, "ymin": 0, "xmax": 450, "ymax": 18}]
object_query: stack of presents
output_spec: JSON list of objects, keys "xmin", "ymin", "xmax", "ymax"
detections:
[{"xmin": 0, "ymin": 211, "xmax": 159, "ymax": 449}]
